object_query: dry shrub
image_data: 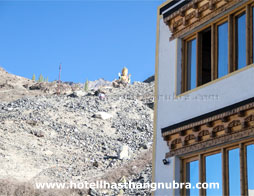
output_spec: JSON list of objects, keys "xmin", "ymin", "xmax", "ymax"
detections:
[{"xmin": 0, "ymin": 179, "xmax": 86, "ymax": 196}]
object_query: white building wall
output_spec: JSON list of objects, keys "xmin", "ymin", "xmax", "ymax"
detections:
[
  {"xmin": 153, "ymin": 17, "xmax": 180, "ymax": 196},
  {"xmin": 249, "ymin": 190, "xmax": 254, "ymax": 196},
  {"xmin": 153, "ymin": 14, "xmax": 254, "ymax": 196}
]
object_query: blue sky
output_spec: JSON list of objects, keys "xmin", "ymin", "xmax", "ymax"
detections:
[{"xmin": 0, "ymin": 0, "xmax": 164, "ymax": 83}]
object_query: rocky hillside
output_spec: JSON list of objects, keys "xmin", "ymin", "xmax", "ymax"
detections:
[{"xmin": 0, "ymin": 67, "xmax": 154, "ymax": 196}]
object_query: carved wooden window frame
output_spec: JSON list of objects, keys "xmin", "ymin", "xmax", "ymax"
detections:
[
  {"xmin": 182, "ymin": 35, "xmax": 198, "ymax": 92},
  {"xmin": 181, "ymin": 139, "xmax": 254, "ymax": 196},
  {"xmin": 181, "ymin": 3, "xmax": 254, "ymax": 94},
  {"xmin": 214, "ymin": 17, "xmax": 229, "ymax": 79}
]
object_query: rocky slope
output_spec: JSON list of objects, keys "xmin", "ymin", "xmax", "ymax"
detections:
[{"xmin": 0, "ymin": 67, "xmax": 154, "ymax": 196}]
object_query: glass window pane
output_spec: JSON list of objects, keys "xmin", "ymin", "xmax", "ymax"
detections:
[
  {"xmin": 218, "ymin": 22, "xmax": 228, "ymax": 78},
  {"xmin": 206, "ymin": 153, "xmax": 222, "ymax": 196},
  {"xmin": 247, "ymin": 144, "xmax": 254, "ymax": 195},
  {"xmin": 236, "ymin": 13, "xmax": 246, "ymax": 69},
  {"xmin": 187, "ymin": 39, "xmax": 197, "ymax": 90},
  {"xmin": 228, "ymin": 148, "xmax": 240, "ymax": 196},
  {"xmin": 186, "ymin": 160, "xmax": 199, "ymax": 196}
]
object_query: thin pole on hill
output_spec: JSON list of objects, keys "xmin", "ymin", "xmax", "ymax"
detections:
[{"xmin": 57, "ymin": 63, "xmax": 62, "ymax": 95}]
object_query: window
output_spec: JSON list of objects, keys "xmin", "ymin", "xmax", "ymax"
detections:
[
  {"xmin": 217, "ymin": 22, "xmax": 229, "ymax": 78},
  {"xmin": 181, "ymin": 4, "xmax": 254, "ymax": 94},
  {"xmin": 186, "ymin": 39, "xmax": 197, "ymax": 90},
  {"xmin": 182, "ymin": 141, "xmax": 254, "ymax": 196},
  {"xmin": 247, "ymin": 144, "xmax": 254, "ymax": 194},
  {"xmin": 228, "ymin": 148, "xmax": 240, "ymax": 195},
  {"xmin": 235, "ymin": 12, "xmax": 246, "ymax": 69},
  {"xmin": 183, "ymin": 31, "xmax": 211, "ymax": 91},
  {"xmin": 205, "ymin": 153, "xmax": 222, "ymax": 196},
  {"xmin": 185, "ymin": 160, "xmax": 199, "ymax": 196}
]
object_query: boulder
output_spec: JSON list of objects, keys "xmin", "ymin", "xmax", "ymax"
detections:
[
  {"xmin": 92, "ymin": 112, "xmax": 113, "ymax": 120},
  {"xmin": 118, "ymin": 145, "xmax": 131, "ymax": 160}
]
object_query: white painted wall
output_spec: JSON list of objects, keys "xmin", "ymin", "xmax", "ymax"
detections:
[
  {"xmin": 153, "ymin": 18, "xmax": 181, "ymax": 196},
  {"xmin": 249, "ymin": 190, "xmax": 254, "ymax": 196},
  {"xmin": 153, "ymin": 12, "xmax": 254, "ymax": 196}
]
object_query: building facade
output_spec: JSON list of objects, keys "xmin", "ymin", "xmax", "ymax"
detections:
[{"xmin": 152, "ymin": 0, "xmax": 254, "ymax": 195}]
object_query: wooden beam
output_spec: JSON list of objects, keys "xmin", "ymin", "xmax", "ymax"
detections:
[
  {"xmin": 199, "ymin": 154, "xmax": 205, "ymax": 196},
  {"xmin": 222, "ymin": 148, "xmax": 228, "ymax": 195},
  {"xmin": 243, "ymin": 143, "xmax": 248, "ymax": 195},
  {"xmin": 251, "ymin": 5, "xmax": 254, "ymax": 64},
  {"xmin": 240, "ymin": 143, "xmax": 246, "ymax": 196},
  {"xmin": 181, "ymin": 40, "xmax": 186, "ymax": 93},
  {"xmin": 197, "ymin": 32, "xmax": 202, "ymax": 86},
  {"xmin": 211, "ymin": 24, "xmax": 216, "ymax": 80},
  {"xmin": 180, "ymin": 159, "xmax": 185, "ymax": 196},
  {"xmin": 228, "ymin": 14, "xmax": 234, "ymax": 73},
  {"xmin": 246, "ymin": 5, "xmax": 251, "ymax": 65}
]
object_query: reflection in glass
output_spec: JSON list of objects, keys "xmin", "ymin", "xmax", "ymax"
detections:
[
  {"xmin": 217, "ymin": 22, "xmax": 228, "ymax": 78},
  {"xmin": 187, "ymin": 39, "xmax": 197, "ymax": 90},
  {"xmin": 236, "ymin": 13, "xmax": 246, "ymax": 69},
  {"xmin": 186, "ymin": 160, "xmax": 199, "ymax": 196},
  {"xmin": 228, "ymin": 148, "xmax": 240, "ymax": 196},
  {"xmin": 247, "ymin": 144, "xmax": 254, "ymax": 194},
  {"xmin": 206, "ymin": 153, "xmax": 222, "ymax": 196}
]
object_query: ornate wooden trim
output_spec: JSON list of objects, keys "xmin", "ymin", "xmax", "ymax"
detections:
[
  {"xmin": 166, "ymin": 127, "xmax": 254, "ymax": 158},
  {"xmin": 164, "ymin": 0, "xmax": 243, "ymax": 40},
  {"xmin": 162, "ymin": 100, "xmax": 254, "ymax": 158}
]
